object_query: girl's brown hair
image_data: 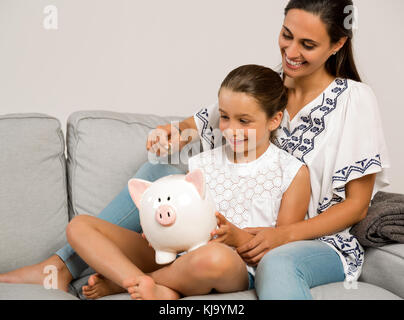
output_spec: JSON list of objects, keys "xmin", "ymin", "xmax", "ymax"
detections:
[{"xmin": 219, "ymin": 64, "xmax": 288, "ymax": 119}]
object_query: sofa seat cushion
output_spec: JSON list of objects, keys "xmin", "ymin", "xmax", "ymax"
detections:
[
  {"xmin": 310, "ymin": 281, "xmax": 401, "ymax": 300},
  {"xmin": 0, "ymin": 283, "xmax": 79, "ymax": 300},
  {"xmin": 73, "ymin": 274, "xmax": 401, "ymax": 300},
  {"xmin": 0, "ymin": 114, "xmax": 69, "ymax": 273},
  {"xmin": 180, "ymin": 282, "xmax": 400, "ymax": 300},
  {"xmin": 360, "ymin": 244, "xmax": 404, "ymax": 299}
]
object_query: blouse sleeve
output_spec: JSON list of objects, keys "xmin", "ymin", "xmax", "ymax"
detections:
[
  {"xmin": 193, "ymin": 101, "xmax": 221, "ymax": 151},
  {"xmin": 332, "ymin": 83, "xmax": 391, "ymax": 200}
]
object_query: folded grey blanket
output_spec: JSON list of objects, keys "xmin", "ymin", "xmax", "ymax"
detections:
[{"xmin": 351, "ymin": 191, "xmax": 404, "ymax": 248}]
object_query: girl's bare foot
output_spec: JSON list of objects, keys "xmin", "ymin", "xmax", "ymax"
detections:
[
  {"xmin": 82, "ymin": 273, "xmax": 125, "ymax": 299},
  {"xmin": 0, "ymin": 254, "xmax": 72, "ymax": 292},
  {"xmin": 124, "ymin": 275, "xmax": 180, "ymax": 300}
]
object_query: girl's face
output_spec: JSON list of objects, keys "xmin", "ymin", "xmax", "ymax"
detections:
[
  {"xmin": 278, "ymin": 9, "xmax": 346, "ymax": 79},
  {"xmin": 218, "ymin": 88, "xmax": 282, "ymax": 160}
]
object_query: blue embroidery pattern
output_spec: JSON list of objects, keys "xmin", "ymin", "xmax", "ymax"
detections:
[
  {"xmin": 333, "ymin": 155, "xmax": 382, "ymax": 184},
  {"xmin": 274, "ymin": 79, "xmax": 348, "ymax": 163},
  {"xmin": 195, "ymin": 108, "xmax": 215, "ymax": 149},
  {"xmin": 317, "ymin": 194, "xmax": 343, "ymax": 214},
  {"xmin": 274, "ymin": 78, "xmax": 365, "ymax": 281},
  {"xmin": 319, "ymin": 233, "xmax": 364, "ymax": 280}
]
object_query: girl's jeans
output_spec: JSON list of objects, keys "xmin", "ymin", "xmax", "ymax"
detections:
[{"xmin": 56, "ymin": 161, "xmax": 345, "ymax": 299}]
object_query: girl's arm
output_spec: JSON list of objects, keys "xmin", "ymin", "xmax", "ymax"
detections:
[
  {"xmin": 211, "ymin": 165, "xmax": 310, "ymax": 249},
  {"xmin": 238, "ymin": 173, "xmax": 376, "ymax": 266},
  {"xmin": 180, "ymin": 116, "xmax": 198, "ymax": 132},
  {"xmin": 236, "ymin": 165, "xmax": 310, "ymax": 264},
  {"xmin": 276, "ymin": 165, "xmax": 310, "ymax": 226},
  {"xmin": 146, "ymin": 116, "xmax": 198, "ymax": 155}
]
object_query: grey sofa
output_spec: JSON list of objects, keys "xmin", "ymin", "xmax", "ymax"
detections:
[{"xmin": 0, "ymin": 110, "xmax": 402, "ymax": 300}]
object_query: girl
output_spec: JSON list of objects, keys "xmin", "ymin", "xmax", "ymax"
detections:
[
  {"xmin": 64, "ymin": 64, "xmax": 310, "ymax": 299},
  {"xmin": 1, "ymin": 0, "xmax": 390, "ymax": 300}
]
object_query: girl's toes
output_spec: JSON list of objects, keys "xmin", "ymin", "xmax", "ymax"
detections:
[{"xmin": 127, "ymin": 286, "xmax": 137, "ymax": 294}]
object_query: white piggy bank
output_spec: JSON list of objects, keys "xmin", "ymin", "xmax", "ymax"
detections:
[{"xmin": 128, "ymin": 168, "xmax": 217, "ymax": 264}]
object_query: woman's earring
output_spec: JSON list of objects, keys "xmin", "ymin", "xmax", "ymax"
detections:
[{"xmin": 333, "ymin": 51, "xmax": 337, "ymax": 55}]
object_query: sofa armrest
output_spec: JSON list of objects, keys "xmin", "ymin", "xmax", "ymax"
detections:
[{"xmin": 359, "ymin": 244, "xmax": 404, "ymax": 298}]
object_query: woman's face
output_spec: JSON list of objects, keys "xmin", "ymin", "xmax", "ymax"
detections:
[
  {"xmin": 278, "ymin": 9, "xmax": 343, "ymax": 79},
  {"xmin": 218, "ymin": 88, "xmax": 281, "ymax": 160}
]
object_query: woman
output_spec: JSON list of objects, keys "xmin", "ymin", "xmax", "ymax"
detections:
[{"xmin": 0, "ymin": 0, "xmax": 390, "ymax": 300}]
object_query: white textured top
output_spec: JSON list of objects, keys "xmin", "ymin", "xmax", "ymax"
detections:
[
  {"xmin": 189, "ymin": 143, "xmax": 303, "ymax": 230},
  {"xmin": 188, "ymin": 143, "xmax": 303, "ymax": 276}
]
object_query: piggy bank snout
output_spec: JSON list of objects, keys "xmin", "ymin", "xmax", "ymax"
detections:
[{"xmin": 155, "ymin": 204, "xmax": 176, "ymax": 226}]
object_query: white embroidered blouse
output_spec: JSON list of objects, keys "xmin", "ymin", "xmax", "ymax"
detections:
[{"xmin": 192, "ymin": 78, "xmax": 391, "ymax": 282}]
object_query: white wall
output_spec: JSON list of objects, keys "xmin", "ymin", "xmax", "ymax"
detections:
[{"xmin": 0, "ymin": 0, "xmax": 402, "ymax": 193}]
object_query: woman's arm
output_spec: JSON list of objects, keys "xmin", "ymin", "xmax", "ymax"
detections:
[
  {"xmin": 284, "ymin": 173, "xmax": 376, "ymax": 242},
  {"xmin": 238, "ymin": 173, "xmax": 376, "ymax": 266}
]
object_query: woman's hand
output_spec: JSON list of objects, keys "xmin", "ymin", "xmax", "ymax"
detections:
[{"xmin": 237, "ymin": 227, "xmax": 287, "ymax": 267}]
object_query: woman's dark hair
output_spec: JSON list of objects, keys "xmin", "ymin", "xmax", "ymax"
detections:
[
  {"xmin": 285, "ymin": 0, "xmax": 361, "ymax": 82},
  {"xmin": 219, "ymin": 64, "xmax": 288, "ymax": 119}
]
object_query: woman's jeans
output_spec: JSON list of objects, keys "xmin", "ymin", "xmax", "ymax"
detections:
[
  {"xmin": 255, "ymin": 240, "xmax": 345, "ymax": 300},
  {"xmin": 56, "ymin": 161, "xmax": 345, "ymax": 299}
]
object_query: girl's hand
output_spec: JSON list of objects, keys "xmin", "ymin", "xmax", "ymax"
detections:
[
  {"xmin": 146, "ymin": 123, "xmax": 178, "ymax": 156},
  {"xmin": 146, "ymin": 122, "xmax": 194, "ymax": 156},
  {"xmin": 210, "ymin": 212, "xmax": 241, "ymax": 247},
  {"xmin": 210, "ymin": 212, "xmax": 254, "ymax": 248},
  {"xmin": 237, "ymin": 227, "xmax": 287, "ymax": 267}
]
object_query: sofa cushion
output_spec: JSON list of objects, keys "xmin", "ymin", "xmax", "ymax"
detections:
[
  {"xmin": 66, "ymin": 110, "xmax": 189, "ymax": 218},
  {"xmin": 360, "ymin": 244, "xmax": 404, "ymax": 299},
  {"xmin": 310, "ymin": 281, "xmax": 401, "ymax": 300},
  {"xmin": 181, "ymin": 282, "xmax": 401, "ymax": 300},
  {"xmin": 0, "ymin": 114, "xmax": 69, "ymax": 273},
  {"xmin": 0, "ymin": 283, "xmax": 79, "ymax": 300},
  {"xmin": 91, "ymin": 283, "xmax": 402, "ymax": 300}
]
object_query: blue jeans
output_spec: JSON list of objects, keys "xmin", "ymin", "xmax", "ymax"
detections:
[
  {"xmin": 56, "ymin": 161, "xmax": 185, "ymax": 279},
  {"xmin": 254, "ymin": 240, "xmax": 345, "ymax": 300}
]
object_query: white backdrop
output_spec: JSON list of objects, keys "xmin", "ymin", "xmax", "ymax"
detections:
[{"xmin": 0, "ymin": 0, "xmax": 402, "ymax": 193}]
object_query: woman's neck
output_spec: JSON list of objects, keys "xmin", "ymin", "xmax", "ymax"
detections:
[{"xmin": 285, "ymin": 66, "xmax": 335, "ymax": 97}]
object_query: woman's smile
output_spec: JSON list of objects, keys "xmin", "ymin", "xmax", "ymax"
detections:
[{"xmin": 284, "ymin": 53, "xmax": 308, "ymax": 71}]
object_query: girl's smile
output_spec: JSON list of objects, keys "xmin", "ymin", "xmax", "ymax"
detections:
[{"xmin": 218, "ymin": 88, "xmax": 281, "ymax": 163}]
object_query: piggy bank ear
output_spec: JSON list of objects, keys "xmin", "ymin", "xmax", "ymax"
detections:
[
  {"xmin": 185, "ymin": 168, "xmax": 206, "ymax": 199},
  {"xmin": 128, "ymin": 179, "xmax": 153, "ymax": 208}
]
